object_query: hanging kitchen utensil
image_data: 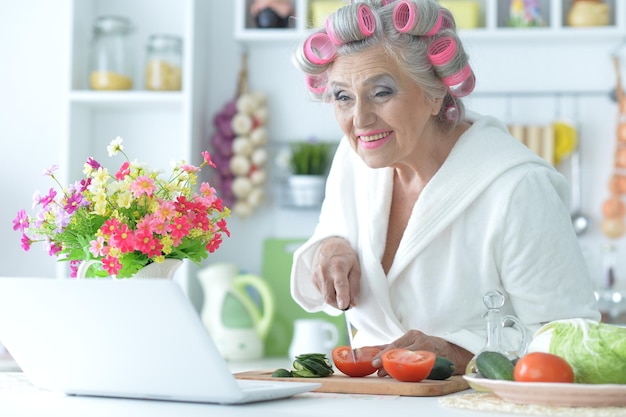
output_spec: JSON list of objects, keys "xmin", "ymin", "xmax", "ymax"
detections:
[{"xmin": 569, "ymin": 95, "xmax": 590, "ymax": 236}]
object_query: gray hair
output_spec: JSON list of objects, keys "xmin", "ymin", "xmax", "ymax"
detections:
[{"xmin": 293, "ymin": 0, "xmax": 473, "ymax": 130}]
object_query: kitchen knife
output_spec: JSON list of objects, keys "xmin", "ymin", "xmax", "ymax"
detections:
[{"xmin": 344, "ymin": 310, "xmax": 356, "ymax": 363}]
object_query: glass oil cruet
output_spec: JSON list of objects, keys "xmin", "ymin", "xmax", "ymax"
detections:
[{"xmin": 465, "ymin": 290, "xmax": 528, "ymax": 389}]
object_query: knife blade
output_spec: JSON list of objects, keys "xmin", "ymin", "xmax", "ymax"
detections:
[{"xmin": 344, "ymin": 310, "xmax": 356, "ymax": 363}]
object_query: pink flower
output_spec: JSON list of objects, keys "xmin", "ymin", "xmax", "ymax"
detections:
[
  {"xmin": 42, "ymin": 165, "xmax": 58, "ymax": 177},
  {"xmin": 79, "ymin": 177, "xmax": 92, "ymax": 192},
  {"xmin": 110, "ymin": 224, "xmax": 135, "ymax": 254},
  {"xmin": 101, "ymin": 255, "xmax": 122, "ymax": 276},
  {"xmin": 20, "ymin": 234, "xmax": 32, "ymax": 251},
  {"xmin": 202, "ymin": 151, "xmax": 217, "ymax": 168},
  {"xmin": 64, "ymin": 191, "xmax": 83, "ymax": 214},
  {"xmin": 85, "ymin": 157, "xmax": 101, "ymax": 170},
  {"xmin": 188, "ymin": 212, "xmax": 210, "ymax": 231},
  {"xmin": 48, "ymin": 242, "xmax": 62, "ymax": 256},
  {"xmin": 40, "ymin": 188, "xmax": 57, "ymax": 208},
  {"xmin": 101, "ymin": 218, "xmax": 122, "ymax": 238},
  {"xmin": 135, "ymin": 229, "xmax": 163, "ymax": 258},
  {"xmin": 12, "ymin": 210, "xmax": 29, "ymax": 232},
  {"xmin": 180, "ymin": 164, "xmax": 200, "ymax": 173},
  {"xmin": 69, "ymin": 260, "xmax": 80, "ymax": 278},
  {"xmin": 207, "ymin": 234, "xmax": 222, "ymax": 253},
  {"xmin": 129, "ymin": 175, "xmax": 155, "ymax": 198},
  {"xmin": 89, "ymin": 236, "xmax": 106, "ymax": 257},
  {"xmin": 155, "ymin": 200, "xmax": 176, "ymax": 221},
  {"xmin": 115, "ymin": 161, "xmax": 130, "ymax": 180},
  {"xmin": 167, "ymin": 215, "xmax": 190, "ymax": 245},
  {"xmin": 217, "ymin": 218, "xmax": 230, "ymax": 238}
]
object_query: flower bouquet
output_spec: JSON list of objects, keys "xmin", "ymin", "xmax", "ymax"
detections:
[{"xmin": 12, "ymin": 137, "xmax": 230, "ymax": 278}]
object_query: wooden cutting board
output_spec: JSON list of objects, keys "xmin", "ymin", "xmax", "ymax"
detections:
[{"xmin": 235, "ymin": 370, "xmax": 469, "ymax": 397}]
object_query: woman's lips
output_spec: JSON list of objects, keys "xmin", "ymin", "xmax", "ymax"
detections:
[{"xmin": 358, "ymin": 131, "xmax": 392, "ymax": 150}]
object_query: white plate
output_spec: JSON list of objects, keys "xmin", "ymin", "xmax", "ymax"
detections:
[{"xmin": 463, "ymin": 374, "xmax": 626, "ymax": 407}]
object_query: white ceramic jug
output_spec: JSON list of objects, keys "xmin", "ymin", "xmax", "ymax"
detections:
[
  {"xmin": 198, "ymin": 263, "xmax": 274, "ymax": 360},
  {"xmin": 288, "ymin": 318, "xmax": 339, "ymax": 361}
]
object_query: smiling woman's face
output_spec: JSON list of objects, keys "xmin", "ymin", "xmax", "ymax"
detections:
[{"xmin": 328, "ymin": 45, "xmax": 442, "ymax": 169}]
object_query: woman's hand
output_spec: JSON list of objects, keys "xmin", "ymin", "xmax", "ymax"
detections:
[
  {"xmin": 371, "ymin": 330, "xmax": 473, "ymax": 376},
  {"xmin": 312, "ymin": 237, "xmax": 361, "ymax": 310}
]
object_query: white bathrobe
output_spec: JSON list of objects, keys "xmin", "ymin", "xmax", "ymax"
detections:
[{"xmin": 291, "ymin": 113, "xmax": 601, "ymax": 354}]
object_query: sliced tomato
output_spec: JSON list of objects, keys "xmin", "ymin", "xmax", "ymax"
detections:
[
  {"xmin": 381, "ymin": 348, "xmax": 436, "ymax": 382},
  {"xmin": 332, "ymin": 346, "xmax": 381, "ymax": 377},
  {"xmin": 513, "ymin": 352, "xmax": 574, "ymax": 383}
]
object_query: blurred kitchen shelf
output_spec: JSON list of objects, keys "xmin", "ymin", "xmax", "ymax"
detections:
[
  {"xmin": 61, "ymin": 0, "xmax": 211, "ymax": 287},
  {"xmin": 69, "ymin": 90, "xmax": 184, "ymax": 109},
  {"xmin": 234, "ymin": 0, "xmax": 626, "ymax": 42}
]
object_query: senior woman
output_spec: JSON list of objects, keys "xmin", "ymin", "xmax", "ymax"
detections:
[{"xmin": 289, "ymin": 0, "xmax": 600, "ymax": 375}]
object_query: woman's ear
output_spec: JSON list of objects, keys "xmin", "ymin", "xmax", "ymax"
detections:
[{"xmin": 431, "ymin": 96, "xmax": 444, "ymax": 116}]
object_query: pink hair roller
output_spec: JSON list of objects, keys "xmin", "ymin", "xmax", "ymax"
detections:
[
  {"xmin": 325, "ymin": 16, "xmax": 342, "ymax": 45},
  {"xmin": 442, "ymin": 65, "xmax": 475, "ymax": 97},
  {"xmin": 303, "ymin": 33, "xmax": 336, "ymax": 66},
  {"xmin": 382, "ymin": 0, "xmax": 399, "ymax": 5},
  {"xmin": 427, "ymin": 36, "xmax": 457, "ymax": 66},
  {"xmin": 393, "ymin": 0, "xmax": 417, "ymax": 33},
  {"xmin": 426, "ymin": 10, "xmax": 442, "ymax": 36},
  {"xmin": 357, "ymin": 4, "xmax": 376, "ymax": 36},
  {"xmin": 306, "ymin": 73, "xmax": 328, "ymax": 95}
]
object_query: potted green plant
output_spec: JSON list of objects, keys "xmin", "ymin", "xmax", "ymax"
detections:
[{"xmin": 287, "ymin": 140, "xmax": 333, "ymax": 207}]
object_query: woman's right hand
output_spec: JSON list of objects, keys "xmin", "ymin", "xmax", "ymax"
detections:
[{"xmin": 312, "ymin": 237, "xmax": 361, "ymax": 310}]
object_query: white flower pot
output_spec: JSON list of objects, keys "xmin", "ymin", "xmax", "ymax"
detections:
[{"xmin": 288, "ymin": 175, "xmax": 326, "ymax": 207}]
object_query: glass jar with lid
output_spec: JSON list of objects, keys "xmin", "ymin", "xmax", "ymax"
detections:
[
  {"xmin": 145, "ymin": 34, "xmax": 182, "ymax": 91},
  {"xmin": 89, "ymin": 16, "xmax": 134, "ymax": 91}
]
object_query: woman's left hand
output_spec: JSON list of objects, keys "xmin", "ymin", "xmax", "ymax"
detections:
[{"xmin": 370, "ymin": 330, "xmax": 473, "ymax": 376}]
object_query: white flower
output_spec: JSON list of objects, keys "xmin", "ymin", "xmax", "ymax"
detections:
[{"xmin": 107, "ymin": 136, "xmax": 124, "ymax": 156}]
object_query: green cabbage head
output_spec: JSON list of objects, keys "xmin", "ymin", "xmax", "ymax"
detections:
[{"xmin": 527, "ymin": 318, "xmax": 626, "ymax": 384}]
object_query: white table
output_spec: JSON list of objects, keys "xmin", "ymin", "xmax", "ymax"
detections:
[{"xmin": 0, "ymin": 356, "xmax": 537, "ymax": 417}]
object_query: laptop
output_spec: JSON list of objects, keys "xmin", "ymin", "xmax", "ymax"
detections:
[{"xmin": 0, "ymin": 277, "xmax": 320, "ymax": 404}]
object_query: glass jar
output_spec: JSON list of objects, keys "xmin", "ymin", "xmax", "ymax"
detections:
[
  {"xmin": 89, "ymin": 16, "xmax": 133, "ymax": 90},
  {"xmin": 465, "ymin": 290, "xmax": 529, "ymax": 390},
  {"xmin": 145, "ymin": 34, "xmax": 182, "ymax": 91}
]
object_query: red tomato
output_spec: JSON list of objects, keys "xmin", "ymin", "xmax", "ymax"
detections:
[
  {"xmin": 332, "ymin": 346, "xmax": 381, "ymax": 377},
  {"xmin": 380, "ymin": 348, "xmax": 436, "ymax": 382},
  {"xmin": 513, "ymin": 352, "xmax": 575, "ymax": 383}
]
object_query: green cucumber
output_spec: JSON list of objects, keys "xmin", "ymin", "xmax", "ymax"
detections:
[
  {"xmin": 428, "ymin": 356, "xmax": 455, "ymax": 380},
  {"xmin": 271, "ymin": 368, "xmax": 293, "ymax": 377},
  {"xmin": 288, "ymin": 353, "xmax": 335, "ymax": 378},
  {"xmin": 475, "ymin": 351, "xmax": 515, "ymax": 381}
]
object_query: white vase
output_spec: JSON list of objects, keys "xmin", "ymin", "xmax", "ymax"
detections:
[
  {"xmin": 288, "ymin": 175, "xmax": 326, "ymax": 207},
  {"xmin": 76, "ymin": 258, "xmax": 183, "ymax": 279}
]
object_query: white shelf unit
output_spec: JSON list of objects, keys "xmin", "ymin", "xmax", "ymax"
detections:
[
  {"xmin": 60, "ymin": 0, "xmax": 211, "ymax": 289},
  {"xmin": 234, "ymin": 0, "xmax": 625, "ymax": 42}
]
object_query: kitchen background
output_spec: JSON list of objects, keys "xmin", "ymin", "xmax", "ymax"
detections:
[{"xmin": 1, "ymin": 0, "xmax": 626, "ymax": 324}]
